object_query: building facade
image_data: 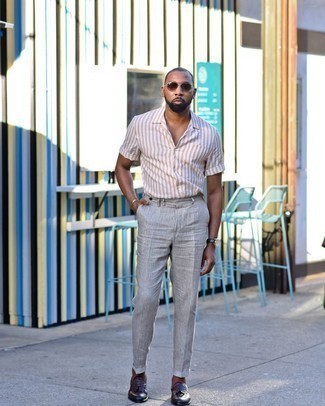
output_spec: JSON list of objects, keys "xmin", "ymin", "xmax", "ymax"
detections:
[{"xmin": 0, "ymin": 0, "xmax": 324, "ymax": 328}]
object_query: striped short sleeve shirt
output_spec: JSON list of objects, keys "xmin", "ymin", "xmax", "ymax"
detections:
[{"xmin": 119, "ymin": 107, "xmax": 225, "ymax": 198}]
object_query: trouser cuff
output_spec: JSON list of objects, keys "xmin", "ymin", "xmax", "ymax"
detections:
[
  {"xmin": 133, "ymin": 366, "xmax": 146, "ymax": 374},
  {"xmin": 173, "ymin": 369, "xmax": 190, "ymax": 378}
]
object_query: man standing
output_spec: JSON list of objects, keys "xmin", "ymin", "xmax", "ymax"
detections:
[{"xmin": 115, "ymin": 67, "xmax": 224, "ymax": 405}]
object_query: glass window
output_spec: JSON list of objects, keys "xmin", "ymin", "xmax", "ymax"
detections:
[{"xmin": 127, "ymin": 71, "xmax": 164, "ymax": 125}]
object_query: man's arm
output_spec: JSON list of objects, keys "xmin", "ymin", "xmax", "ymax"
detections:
[
  {"xmin": 200, "ymin": 173, "xmax": 223, "ymax": 275},
  {"xmin": 115, "ymin": 154, "xmax": 148, "ymax": 212}
]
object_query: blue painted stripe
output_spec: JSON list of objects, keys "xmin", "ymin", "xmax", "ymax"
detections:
[
  {"xmin": 65, "ymin": 2, "xmax": 77, "ymax": 321},
  {"xmin": 45, "ymin": 0, "xmax": 58, "ymax": 326},
  {"xmin": 22, "ymin": 130, "xmax": 32, "ymax": 326},
  {"xmin": 86, "ymin": 173, "xmax": 90, "ymax": 314},
  {"xmin": 86, "ymin": 231, "xmax": 95, "ymax": 315},
  {"xmin": 65, "ymin": 2, "xmax": 72, "ymax": 321},
  {"xmin": 15, "ymin": 128, "xmax": 23, "ymax": 326},
  {"xmin": 104, "ymin": 199, "xmax": 110, "ymax": 311},
  {"xmin": 14, "ymin": 0, "xmax": 23, "ymax": 326},
  {"xmin": 14, "ymin": 0, "xmax": 22, "ymax": 58},
  {"xmin": 84, "ymin": 0, "xmax": 96, "ymax": 317}
]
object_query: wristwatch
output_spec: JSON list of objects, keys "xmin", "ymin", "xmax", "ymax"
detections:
[{"xmin": 206, "ymin": 238, "xmax": 219, "ymax": 247}]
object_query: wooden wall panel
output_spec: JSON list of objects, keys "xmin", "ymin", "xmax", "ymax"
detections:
[{"xmin": 262, "ymin": 0, "xmax": 297, "ymax": 288}]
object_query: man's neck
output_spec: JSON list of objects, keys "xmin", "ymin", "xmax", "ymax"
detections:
[
  {"xmin": 164, "ymin": 107, "xmax": 191, "ymax": 124},
  {"xmin": 164, "ymin": 107, "xmax": 192, "ymax": 145}
]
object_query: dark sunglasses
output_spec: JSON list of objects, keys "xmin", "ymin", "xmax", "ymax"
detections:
[{"xmin": 165, "ymin": 81, "xmax": 193, "ymax": 92}]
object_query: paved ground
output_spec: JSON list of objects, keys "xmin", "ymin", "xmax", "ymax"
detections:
[{"xmin": 0, "ymin": 273, "xmax": 324, "ymax": 406}]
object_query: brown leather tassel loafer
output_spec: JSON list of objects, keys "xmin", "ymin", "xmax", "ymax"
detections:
[
  {"xmin": 171, "ymin": 382, "xmax": 191, "ymax": 405},
  {"xmin": 128, "ymin": 372, "xmax": 148, "ymax": 403}
]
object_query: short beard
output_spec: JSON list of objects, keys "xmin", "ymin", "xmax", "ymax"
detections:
[{"xmin": 165, "ymin": 97, "xmax": 193, "ymax": 113}]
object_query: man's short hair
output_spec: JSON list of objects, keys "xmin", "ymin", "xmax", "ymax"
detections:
[{"xmin": 164, "ymin": 67, "xmax": 194, "ymax": 85}]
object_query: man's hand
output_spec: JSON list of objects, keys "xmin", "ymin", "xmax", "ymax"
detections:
[
  {"xmin": 200, "ymin": 244, "xmax": 216, "ymax": 276},
  {"xmin": 132, "ymin": 198, "xmax": 150, "ymax": 213}
]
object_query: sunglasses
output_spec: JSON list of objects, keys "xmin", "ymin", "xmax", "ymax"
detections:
[{"xmin": 165, "ymin": 81, "xmax": 193, "ymax": 92}]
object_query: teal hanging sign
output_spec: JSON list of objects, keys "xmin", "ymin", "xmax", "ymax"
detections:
[{"xmin": 196, "ymin": 62, "xmax": 222, "ymax": 136}]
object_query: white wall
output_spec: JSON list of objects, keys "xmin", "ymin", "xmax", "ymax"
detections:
[
  {"xmin": 237, "ymin": 2, "xmax": 262, "ymax": 199},
  {"xmin": 237, "ymin": 0, "xmax": 262, "ymax": 21},
  {"xmin": 297, "ymin": 53, "xmax": 325, "ymax": 264},
  {"xmin": 296, "ymin": 0, "xmax": 325, "ymax": 264},
  {"xmin": 296, "ymin": 54, "xmax": 308, "ymax": 265},
  {"xmin": 236, "ymin": 46, "xmax": 263, "ymax": 200},
  {"xmin": 298, "ymin": 0, "xmax": 325, "ymax": 30}
]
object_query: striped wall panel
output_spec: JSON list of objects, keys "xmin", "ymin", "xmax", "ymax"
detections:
[
  {"xmin": 0, "ymin": 0, "xmax": 235, "ymax": 328},
  {"xmin": 222, "ymin": 0, "xmax": 236, "ymax": 175},
  {"xmin": 148, "ymin": 0, "xmax": 165, "ymax": 67},
  {"xmin": 180, "ymin": 0, "xmax": 194, "ymax": 70},
  {"xmin": 165, "ymin": 0, "xmax": 179, "ymax": 66}
]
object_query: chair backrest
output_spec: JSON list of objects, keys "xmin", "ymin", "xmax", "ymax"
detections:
[
  {"xmin": 255, "ymin": 185, "xmax": 288, "ymax": 217},
  {"xmin": 224, "ymin": 186, "xmax": 255, "ymax": 216}
]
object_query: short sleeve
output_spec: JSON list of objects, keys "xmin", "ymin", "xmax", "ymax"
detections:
[
  {"xmin": 119, "ymin": 117, "xmax": 141, "ymax": 161},
  {"xmin": 205, "ymin": 130, "xmax": 225, "ymax": 176}
]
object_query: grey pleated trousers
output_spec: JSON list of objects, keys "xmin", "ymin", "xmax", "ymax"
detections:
[{"xmin": 132, "ymin": 194, "xmax": 209, "ymax": 377}]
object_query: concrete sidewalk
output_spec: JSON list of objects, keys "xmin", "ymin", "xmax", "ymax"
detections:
[{"xmin": 0, "ymin": 273, "xmax": 324, "ymax": 406}]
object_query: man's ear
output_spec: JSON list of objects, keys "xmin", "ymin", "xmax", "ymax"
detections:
[{"xmin": 193, "ymin": 88, "xmax": 197, "ymax": 98}]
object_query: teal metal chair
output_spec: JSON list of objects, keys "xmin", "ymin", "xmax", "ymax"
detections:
[
  {"xmin": 221, "ymin": 186, "xmax": 267, "ymax": 308},
  {"xmin": 249, "ymin": 185, "xmax": 293, "ymax": 300},
  {"xmin": 105, "ymin": 218, "xmax": 172, "ymax": 328}
]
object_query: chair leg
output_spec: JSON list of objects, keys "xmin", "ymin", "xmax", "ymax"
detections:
[
  {"xmin": 229, "ymin": 266, "xmax": 238, "ymax": 313},
  {"xmin": 121, "ymin": 228, "xmax": 133, "ymax": 316},
  {"xmin": 196, "ymin": 276, "xmax": 206, "ymax": 321},
  {"xmin": 260, "ymin": 268, "xmax": 267, "ymax": 306},
  {"xmin": 237, "ymin": 223, "xmax": 244, "ymax": 272},
  {"xmin": 220, "ymin": 271, "xmax": 230, "ymax": 315},
  {"xmin": 105, "ymin": 284, "xmax": 109, "ymax": 321},
  {"xmin": 281, "ymin": 216, "xmax": 294, "ymax": 300},
  {"xmin": 163, "ymin": 270, "xmax": 172, "ymax": 330},
  {"xmin": 253, "ymin": 218, "xmax": 267, "ymax": 306},
  {"xmin": 105, "ymin": 227, "xmax": 116, "ymax": 321},
  {"xmin": 195, "ymin": 301, "xmax": 200, "ymax": 321},
  {"xmin": 226, "ymin": 222, "xmax": 238, "ymax": 312},
  {"xmin": 256, "ymin": 271, "xmax": 266, "ymax": 307},
  {"xmin": 215, "ymin": 244, "xmax": 230, "ymax": 314},
  {"xmin": 130, "ymin": 282, "xmax": 135, "ymax": 315},
  {"xmin": 201, "ymin": 275, "xmax": 208, "ymax": 300}
]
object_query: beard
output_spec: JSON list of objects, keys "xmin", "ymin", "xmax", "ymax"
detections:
[{"xmin": 165, "ymin": 97, "xmax": 193, "ymax": 113}]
